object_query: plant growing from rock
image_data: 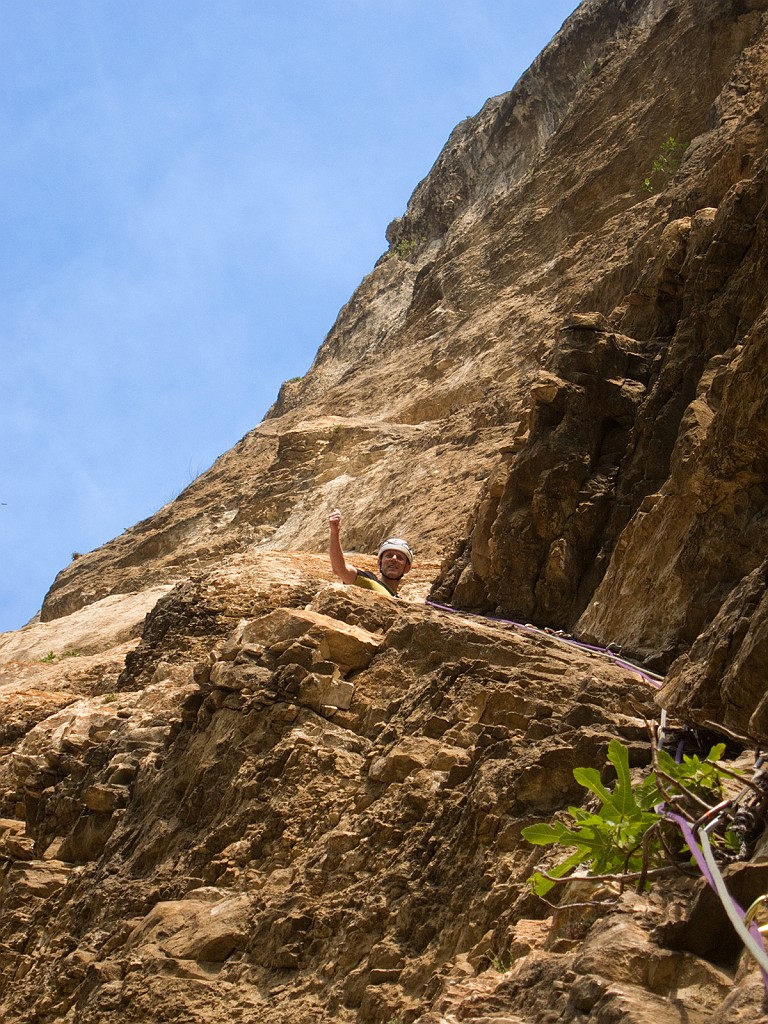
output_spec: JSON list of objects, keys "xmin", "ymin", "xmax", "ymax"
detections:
[
  {"xmin": 485, "ymin": 949, "xmax": 513, "ymax": 973},
  {"xmin": 642, "ymin": 135, "xmax": 687, "ymax": 192},
  {"xmin": 388, "ymin": 236, "xmax": 426, "ymax": 261},
  {"xmin": 522, "ymin": 737, "xmax": 750, "ymax": 897}
]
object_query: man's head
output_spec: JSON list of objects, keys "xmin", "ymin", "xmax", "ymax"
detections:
[{"xmin": 377, "ymin": 537, "xmax": 413, "ymax": 581}]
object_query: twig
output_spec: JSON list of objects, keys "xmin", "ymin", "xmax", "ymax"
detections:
[
  {"xmin": 655, "ymin": 768, "xmax": 714, "ymax": 814},
  {"xmin": 538, "ymin": 866, "xmax": 677, "ymax": 886},
  {"xmin": 701, "ymin": 719, "xmax": 754, "ymax": 746},
  {"xmin": 636, "ymin": 823, "xmax": 660, "ymax": 892},
  {"xmin": 710, "ymin": 761, "xmax": 765, "ymax": 799},
  {"xmin": 536, "ymin": 893, "xmax": 619, "ymax": 912}
]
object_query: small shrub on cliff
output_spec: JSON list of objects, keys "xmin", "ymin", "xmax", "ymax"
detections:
[
  {"xmin": 387, "ymin": 236, "xmax": 426, "ymax": 261},
  {"xmin": 485, "ymin": 950, "xmax": 512, "ymax": 973},
  {"xmin": 642, "ymin": 135, "xmax": 687, "ymax": 193},
  {"xmin": 523, "ymin": 738, "xmax": 742, "ymax": 897}
]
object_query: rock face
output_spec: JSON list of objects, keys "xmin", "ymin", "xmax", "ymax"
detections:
[
  {"xmin": 4, "ymin": 561, "xmax": 764, "ymax": 1023},
  {"xmin": 4, "ymin": 0, "xmax": 768, "ymax": 1021},
  {"xmin": 32, "ymin": 0, "xmax": 768, "ymax": 736}
]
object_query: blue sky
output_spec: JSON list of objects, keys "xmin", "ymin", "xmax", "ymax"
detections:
[{"xmin": 1, "ymin": 0, "xmax": 580, "ymax": 632}]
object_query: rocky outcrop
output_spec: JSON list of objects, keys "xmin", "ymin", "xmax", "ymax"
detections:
[
  {"xmin": 432, "ymin": 313, "xmax": 659, "ymax": 626},
  {"xmin": 4, "ymin": 1, "xmax": 768, "ymax": 1021},
  {"xmin": 432, "ymin": 1, "xmax": 768, "ymax": 739},
  {"xmin": 4, "ymin": 565, "xmax": 765, "ymax": 1023},
  {"xmin": 658, "ymin": 558, "xmax": 768, "ymax": 742}
]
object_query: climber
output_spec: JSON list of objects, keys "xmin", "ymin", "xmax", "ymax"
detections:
[{"xmin": 328, "ymin": 507, "xmax": 413, "ymax": 598}]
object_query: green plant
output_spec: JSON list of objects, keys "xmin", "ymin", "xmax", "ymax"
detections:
[
  {"xmin": 388, "ymin": 236, "xmax": 425, "ymax": 261},
  {"xmin": 643, "ymin": 135, "xmax": 687, "ymax": 193},
  {"xmin": 485, "ymin": 950, "xmax": 511, "ymax": 973},
  {"xmin": 39, "ymin": 648, "xmax": 82, "ymax": 663},
  {"xmin": 522, "ymin": 738, "xmax": 741, "ymax": 897}
]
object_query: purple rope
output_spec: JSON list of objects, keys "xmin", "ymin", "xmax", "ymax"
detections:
[
  {"xmin": 425, "ymin": 604, "xmax": 767, "ymax": 985},
  {"xmin": 664, "ymin": 810, "xmax": 768, "ymax": 990},
  {"xmin": 424, "ymin": 600, "xmax": 664, "ymax": 688}
]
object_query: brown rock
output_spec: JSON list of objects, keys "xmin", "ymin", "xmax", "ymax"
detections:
[
  {"xmin": 126, "ymin": 893, "xmax": 250, "ymax": 962},
  {"xmin": 4, "ymin": 2, "xmax": 768, "ymax": 1022}
]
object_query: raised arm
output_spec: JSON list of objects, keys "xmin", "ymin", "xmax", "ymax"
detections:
[{"xmin": 328, "ymin": 508, "xmax": 358, "ymax": 584}]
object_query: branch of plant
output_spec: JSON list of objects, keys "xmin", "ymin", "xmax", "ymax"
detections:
[
  {"xmin": 635, "ymin": 822, "xmax": 661, "ymax": 893},
  {"xmin": 537, "ymin": 865, "xmax": 677, "ymax": 887},
  {"xmin": 708, "ymin": 760, "xmax": 764, "ymax": 799},
  {"xmin": 655, "ymin": 769, "xmax": 715, "ymax": 814},
  {"xmin": 537, "ymin": 894, "xmax": 619, "ymax": 912},
  {"xmin": 649, "ymin": 719, "xmax": 714, "ymax": 815}
]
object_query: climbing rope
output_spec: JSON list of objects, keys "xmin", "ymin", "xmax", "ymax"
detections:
[
  {"xmin": 425, "ymin": 598, "xmax": 768, "ymax": 989},
  {"xmin": 424, "ymin": 599, "xmax": 664, "ymax": 688},
  {"xmin": 665, "ymin": 807, "xmax": 768, "ymax": 990}
]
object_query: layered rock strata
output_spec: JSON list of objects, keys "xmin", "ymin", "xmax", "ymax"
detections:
[
  {"xmin": 3, "ymin": 0, "xmax": 768, "ymax": 1021},
  {"xmin": 2, "ymin": 561, "xmax": 765, "ymax": 1022},
  {"xmin": 29, "ymin": 0, "xmax": 768, "ymax": 743}
]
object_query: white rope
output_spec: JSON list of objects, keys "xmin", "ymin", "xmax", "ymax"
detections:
[{"xmin": 698, "ymin": 824, "xmax": 768, "ymax": 977}]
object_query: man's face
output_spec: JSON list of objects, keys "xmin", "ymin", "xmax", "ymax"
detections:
[{"xmin": 379, "ymin": 549, "xmax": 411, "ymax": 580}]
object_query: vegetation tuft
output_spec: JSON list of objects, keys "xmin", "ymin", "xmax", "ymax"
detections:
[
  {"xmin": 643, "ymin": 136, "xmax": 687, "ymax": 193},
  {"xmin": 523, "ymin": 736, "xmax": 749, "ymax": 898},
  {"xmin": 388, "ymin": 236, "xmax": 426, "ymax": 261},
  {"xmin": 39, "ymin": 649, "xmax": 82, "ymax": 664}
]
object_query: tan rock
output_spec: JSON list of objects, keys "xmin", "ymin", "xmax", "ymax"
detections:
[
  {"xmin": 0, "ymin": 586, "xmax": 173, "ymax": 663},
  {"xmin": 299, "ymin": 673, "xmax": 355, "ymax": 711},
  {"xmin": 368, "ymin": 736, "xmax": 442, "ymax": 783},
  {"xmin": 244, "ymin": 606, "xmax": 382, "ymax": 672},
  {"xmin": 126, "ymin": 893, "xmax": 250, "ymax": 962},
  {"xmin": 1, "ymin": 860, "xmax": 70, "ymax": 899},
  {"xmin": 2, "ymin": 2, "xmax": 768, "ymax": 1022}
]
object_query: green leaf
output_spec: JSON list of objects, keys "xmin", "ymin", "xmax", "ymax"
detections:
[
  {"xmin": 521, "ymin": 822, "xmax": 570, "ymax": 846},
  {"xmin": 567, "ymin": 826, "xmax": 611, "ymax": 853},
  {"xmin": 527, "ymin": 848, "xmax": 586, "ymax": 896},
  {"xmin": 634, "ymin": 772, "xmax": 662, "ymax": 810},
  {"xmin": 568, "ymin": 808, "xmax": 607, "ymax": 827},
  {"xmin": 656, "ymin": 748, "xmax": 678, "ymax": 773},
  {"xmin": 607, "ymin": 738, "xmax": 637, "ymax": 816},
  {"xmin": 573, "ymin": 766, "xmax": 618, "ymax": 811}
]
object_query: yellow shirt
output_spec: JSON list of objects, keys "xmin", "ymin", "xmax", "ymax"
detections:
[{"xmin": 353, "ymin": 570, "xmax": 397, "ymax": 598}]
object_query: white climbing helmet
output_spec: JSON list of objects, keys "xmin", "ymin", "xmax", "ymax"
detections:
[{"xmin": 377, "ymin": 537, "xmax": 413, "ymax": 564}]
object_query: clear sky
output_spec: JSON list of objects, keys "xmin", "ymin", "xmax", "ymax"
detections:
[{"xmin": 1, "ymin": 0, "xmax": 581, "ymax": 633}]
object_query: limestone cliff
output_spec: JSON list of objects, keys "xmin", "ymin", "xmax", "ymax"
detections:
[
  {"xmin": 34, "ymin": 0, "xmax": 768, "ymax": 738},
  {"xmin": 3, "ymin": 1, "xmax": 768, "ymax": 1021}
]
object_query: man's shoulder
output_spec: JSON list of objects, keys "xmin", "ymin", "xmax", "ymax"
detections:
[
  {"xmin": 353, "ymin": 571, "xmax": 397, "ymax": 598},
  {"xmin": 356, "ymin": 570, "xmax": 378, "ymax": 583}
]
